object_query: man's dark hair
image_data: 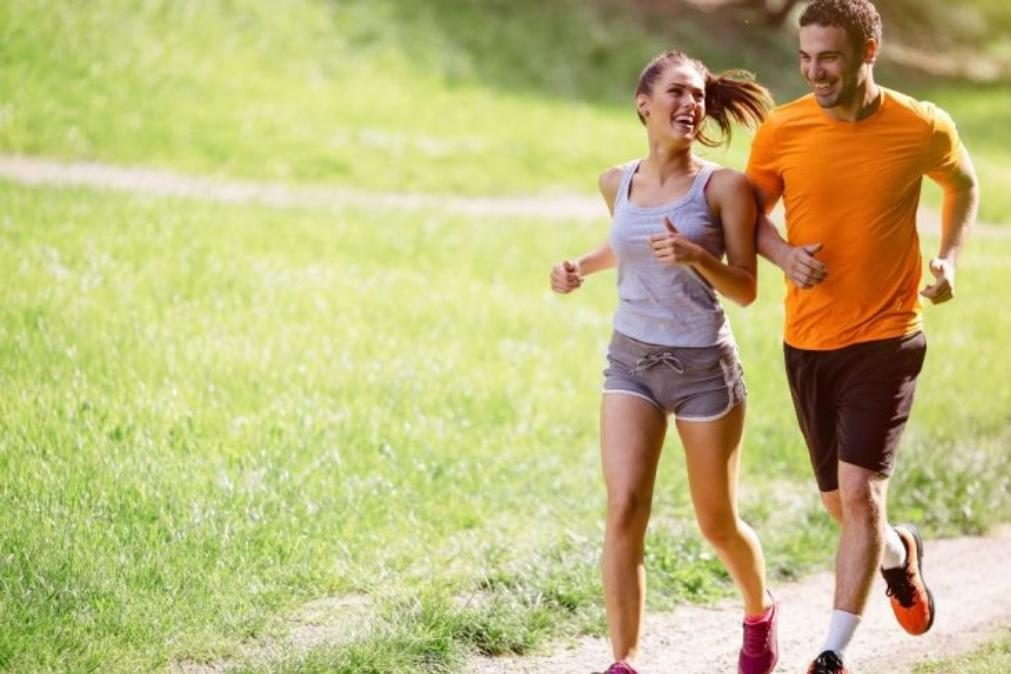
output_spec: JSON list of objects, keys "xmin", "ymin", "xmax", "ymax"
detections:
[{"xmin": 800, "ymin": 0, "xmax": 882, "ymax": 53}]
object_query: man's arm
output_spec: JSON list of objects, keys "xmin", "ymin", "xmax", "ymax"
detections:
[
  {"xmin": 921, "ymin": 145, "xmax": 979, "ymax": 304},
  {"xmin": 754, "ymin": 188, "xmax": 827, "ymax": 289}
]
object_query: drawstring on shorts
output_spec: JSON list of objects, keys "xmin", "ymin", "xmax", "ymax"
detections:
[{"xmin": 630, "ymin": 352, "xmax": 685, "ymax": 376}]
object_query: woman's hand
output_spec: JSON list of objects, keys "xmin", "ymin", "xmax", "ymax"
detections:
[
  {"xmin": 550, "ymin": 260, "xmax": 583, "ymax": 293},
  {"xmin": 649, "ymin": 217, "xmax": 704, "ymax": 266}
]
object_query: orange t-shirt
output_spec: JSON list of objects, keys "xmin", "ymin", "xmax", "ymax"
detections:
[{"xmin": 746, "ymin": 88, "xmax": 966, "ymax": 350}]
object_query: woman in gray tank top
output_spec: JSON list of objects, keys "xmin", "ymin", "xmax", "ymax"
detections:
[{"xmin": 549, "ymin": 51, "xmax": 777, "ymax": 674}]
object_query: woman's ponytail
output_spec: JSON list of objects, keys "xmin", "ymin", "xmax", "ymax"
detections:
[{"xmin": 700, "ymin": 70, "xmax": 773, "ymax": 148}]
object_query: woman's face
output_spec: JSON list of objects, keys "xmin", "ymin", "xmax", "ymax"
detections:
[{"xmin": 637, "ymin": 62, "xmax": 706, "ymax": 145}]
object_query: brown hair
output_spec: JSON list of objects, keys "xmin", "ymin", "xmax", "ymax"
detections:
[
  {"xmin": 634, "ymin": 51, "xmax": 772, "ymax": 148},
  {"xmin": 800, "ymin": 0, "xmax": 882, "ymax": 54}
]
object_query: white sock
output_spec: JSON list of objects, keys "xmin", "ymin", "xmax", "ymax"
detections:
[
  {"xmin": 821, "ymin": 609, "xmax": 861, "ymax": 658},
  {"xmin": 882, "ymin": 524, "xmax": 907, "ymax": 570}
]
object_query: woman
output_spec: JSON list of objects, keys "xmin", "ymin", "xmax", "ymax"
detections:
[{"xmin": 550, "ymin": 51, "xmax": 777, "ymax": 674}]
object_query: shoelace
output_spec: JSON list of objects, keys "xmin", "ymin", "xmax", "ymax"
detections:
[
  {"xmin": 742, "ymin": 617, "xmax": 772, "ymax": 654},
  {"xmin": 631, "ymin": 352, "xmax": 685, "ymax": 376},
  {"xmin": 809, "ymin": 651, "xmax": 845, "ymax": 674},
  {"xmin": 882, "ymin": 566, "xmax": 918, "ymax": 607}
]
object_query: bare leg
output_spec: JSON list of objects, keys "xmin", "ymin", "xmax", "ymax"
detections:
[
  {"xmin": 820, "ymin": 489, "xmax": 844, "ymax": 524},
  {"xmin": 600, "ymin": 393, "xmax": 667, "ymax": 664},
  {"xmin": 833, "ymin": 461, "xmax": 890, "ymax": 614},
  {"xmin": 677, "ymin": 402, "xmax": 771, "ymax": 615}
]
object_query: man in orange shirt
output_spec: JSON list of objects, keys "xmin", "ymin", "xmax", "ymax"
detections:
[{"xmin": 746, "ymin": 1, "xmax": 979, "ymax": 672}]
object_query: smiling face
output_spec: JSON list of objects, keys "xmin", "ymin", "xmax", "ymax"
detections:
[
  {"xmin": 636, "ymin": 62, "xmax": 706, "ymax": 146},
  {"xmin": 799, "ymin": 23, "xmax": 874, "ymax": 112}
]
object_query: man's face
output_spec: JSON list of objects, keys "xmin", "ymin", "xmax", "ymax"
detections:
[{"xmin": 799, "ymin": 24, "xmax": 868, "ymax": 110}]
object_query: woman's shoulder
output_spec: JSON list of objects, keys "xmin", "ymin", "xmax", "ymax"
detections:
[
  {"xmin": 704, "ymin": 165, "xmax": 751, "ymax": 195},
  {"xmin": 598, "ymin": 165, "xmax": 624, "ymax": 191},
  {"xmin": 701, "ymin": 165, "xmax": 756, "ymax": 215},
  {"xmin": 598, "ymin": 160, "xmax": 638, "ymax": 203}
]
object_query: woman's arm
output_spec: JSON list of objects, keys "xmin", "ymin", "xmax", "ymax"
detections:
[
  {"xmin": 549, "ymin": 166, "xmax": 622, "ymax": 293},
  {"xmin": 578, "ymin": 167, "xmax": 623, "ymax": 274},
  {"xmin": 649, "ymin": 169, "xmax": 757, "ymax": 306}
]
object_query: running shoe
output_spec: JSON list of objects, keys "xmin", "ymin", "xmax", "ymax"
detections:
[
  {"xmin": 738, "ymin": 601, "xmax": 779, "ymax": 674},
  {"xmin": 881, "ymin": 523, "xmax": 935, "ymax": 635},
  {"xmin": 806, "ymin": 650, "xmax": 848, "ymax": 674},
  {"xmin": 604, "ymin": 662, "xmax": 638, "ymax": 674}
]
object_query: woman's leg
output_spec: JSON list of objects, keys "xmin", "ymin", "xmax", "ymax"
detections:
[
  {"xmin": 676, "ymin": 402, "xmax": 770, "ymax": 615},
  {"xmin": 600, "ymin": 393, "xmax": 668, "ymax": 664}
]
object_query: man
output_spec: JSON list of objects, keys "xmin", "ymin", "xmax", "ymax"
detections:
[{"xmin": 745, "ymin": 1, "xmax": 980, "ymax": 672}]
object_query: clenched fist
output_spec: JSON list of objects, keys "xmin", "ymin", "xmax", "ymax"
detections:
[
  {"xmin": 550, "ymin": 260, "xmax": 583, "ymax": 293},
  {"xmin": 649, "ymin": 217, "xmax": 704, "ymax": 266}
]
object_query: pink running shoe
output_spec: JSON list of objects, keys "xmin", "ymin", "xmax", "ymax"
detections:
[
  {"xmin": 738, "ymin": 602, "xmax": 779, "ymax": 674},
  {"xmin": 604, "ymin": 662, "xmax": 638, "ymax": 674}
]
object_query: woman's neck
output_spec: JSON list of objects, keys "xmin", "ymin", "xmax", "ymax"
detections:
[{"xmin": 642, "ymin": 143, "xmax": 698, "ymax": 183}]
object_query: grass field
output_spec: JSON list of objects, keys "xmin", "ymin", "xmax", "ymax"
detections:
[
  {"xmin": 2, "ymin": 180, "xmax": 1008, "ymax": 672},
  {"xmin": 914, "ymin": 628, "xmax": 1011, "ymax": 673},
  {"xmin": 0, "ymin": 0, "xmax": 751, "ymax": 195},
  {"xmin": 2, "ymin": 0, "xmax": 1009, "ymax": 220},
  {"xmin": 3, "ymin": 1, "xmax": 1010, "ymax": 672}
]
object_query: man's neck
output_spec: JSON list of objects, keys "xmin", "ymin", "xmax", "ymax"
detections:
[{"xmin": 828, "ymin": 79, "xmax": 882, "ymax": 123}]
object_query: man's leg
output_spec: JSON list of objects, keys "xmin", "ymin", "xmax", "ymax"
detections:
[
  {"xmin": 805, "ymin": 463, "xmax": 888, "ymax": 662},
  {"xmin": 835, "ymin": 333, "xmax": 933, "ymax": 637},
  {"xmin": 820, "ymin": 490, "xmax": 842, "ymax": 524},
  {"xmin": 834, "ymin": 462, "xmax": 889, "ymax": 615},
  {"xmin": 821, "ymin": 489, "xmax": 910, "ymax": 571}
]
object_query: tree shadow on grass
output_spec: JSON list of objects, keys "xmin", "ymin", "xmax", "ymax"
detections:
[{"xmin": 330, "ymin": 0, "xmax": 806, "ymax": 106}]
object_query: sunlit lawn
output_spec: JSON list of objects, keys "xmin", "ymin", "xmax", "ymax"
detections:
[
  {"xmin": 1, "ymin": 180, "xmax": 1008, "ymax": 672},
  {"xmin": 3, "ymin": 2, "xmax": 1009, "ymax": 222},
  {"xmin": 2, "ymin": 1, "xmax": 1009, "ymax": 671}
]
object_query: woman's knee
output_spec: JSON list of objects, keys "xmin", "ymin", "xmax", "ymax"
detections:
[
  {"xmin": 696, "ymin": 510, "xmax": 741, "ymax": 547},
  {"xmin": 606, "ymin": 490, "xmax": 652, "ymax": 532}
]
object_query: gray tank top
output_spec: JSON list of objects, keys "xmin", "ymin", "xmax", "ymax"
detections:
[{"xmin": 610, "ymin": 158, "xmax": 735, "ymax": 348}]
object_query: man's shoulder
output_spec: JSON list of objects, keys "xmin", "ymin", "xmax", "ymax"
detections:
[
  {"xmin": 881, "ymin": 87, "xmax": 949, "ymax": 129},
  {"xmin": 766, "ymin": 94, "xmax": 818, "ymax": 124},
  {"xmin": 754, "ymin": 95, "xmax": 819, "ymax": 140}
]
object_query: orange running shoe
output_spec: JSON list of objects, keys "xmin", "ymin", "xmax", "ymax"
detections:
[
  {"xmin": 881, "ymin": 524, "xmax": 935, "ymax": 635},
  {"xmin": 806, "ymin": 650, "xmax": 848, "ymax": 673}
]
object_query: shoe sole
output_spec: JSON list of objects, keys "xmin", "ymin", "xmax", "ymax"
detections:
[{"xmin": 900, "ymin": 523, "xmax": 935, "ymax": 634}]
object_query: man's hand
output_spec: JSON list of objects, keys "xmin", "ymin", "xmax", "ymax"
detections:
[
  {"xmin": 920, "ymin": 257, "xmax": 955, "ymax": 304},
  {"xmin": 550, "ymin": 260, "xmax": 583, "ymax": 294},
  {"xmin": 784, "ymin": 242, "xmax": 827, "ymax": 289},
  {"xmin": 650, "ymin": 217, "xmax": 704, "ymax": 266}
]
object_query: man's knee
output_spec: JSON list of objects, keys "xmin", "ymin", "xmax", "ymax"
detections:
[{"xmin": 837, "ymin": 466, "xmax": 887, "ymax": 523}]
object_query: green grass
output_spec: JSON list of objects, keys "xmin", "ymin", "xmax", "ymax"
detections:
[
  {"xmin": 2, "ymin": 2, "xmax": 1010, "ymax": 671},
  {"xmin": 918, "ymin": 84, "xmax": 1011, "ymax": 221},
  {"xmin": 2, "ymin": 2, "xmax": 1008, "ymax": 219},
  {"xmin": 1, "ymin": 181, "xmax": 1009, "ymax": 672},
  {"xmin": 915, "ymin": 628, "xmax": 1011, "ymax": 673},
  {"xmin": 0, "ymin": 0, "xmax": 773, "ymax": 196}
]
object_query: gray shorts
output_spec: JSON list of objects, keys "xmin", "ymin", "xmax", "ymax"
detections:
[{"xmin": 602, "ymin": 330, "xmax": 747, "ymax": 421}]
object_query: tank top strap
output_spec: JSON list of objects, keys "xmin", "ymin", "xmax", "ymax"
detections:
[
  {"xmin": 614, "ymin": 159, "xmax": 642, "ymax": 208},
  {"xmin": 688, "ymin": 160, "xmax": 721, "ymax": 202}
]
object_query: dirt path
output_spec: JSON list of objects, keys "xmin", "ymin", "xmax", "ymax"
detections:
[
  {"xmin": 3, "ymin": 154, "xmax": 1005, "ymax": 236},
  {"xmin": 0, "ymin": 154, "xmax": 604, "ymax": 221},
  {"xmin": 470, "ymin": 527, "xmax": 1011, "ymax": 674}
]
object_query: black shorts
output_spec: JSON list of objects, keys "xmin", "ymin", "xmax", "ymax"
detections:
[{"xmin": 784, "ymin": 332, "xmax": 927, "ymax": 492}]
